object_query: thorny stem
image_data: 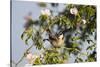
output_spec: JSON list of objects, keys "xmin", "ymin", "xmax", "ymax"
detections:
[
  {"xmin": 15, "ymin": 55, "xmax": 24, "ymax": 67},
  {"xmin": 13, "ymin": 29, "xmax": 45, "ymax": 67},
  {"xmin": 12, "ymin": 44, "xmax": 34, "ymax": 67}
]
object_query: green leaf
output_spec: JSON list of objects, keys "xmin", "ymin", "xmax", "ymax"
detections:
[
  {"xmin": 39, "ymin": 15, "xmax": 48, "ymax": 22},
  {"xmin": 75, "ymin": 57, "xmax": 83, "ymax": 62},
  {"xmin": 38, "ymin": 2, "xmax": 47, "ymax": 7},
  {"xmin": 34, "ymin": 58, "xmax": 41, "ymax": 65},
  {"xmin": 87, "ymin": 40, "xmax": 93, "ymax": 44},
  {"xmin": 71, "ymin": 37, "xmax": 80, "ymax": 41},
  {"xmin": 21, "ymin": 32, "xmax": 25, "ymax": 40},
  {"xmin": 86, "ymin": 44, "xmax": 96, "ymax": 50},
  {"xmin": 72, "ymin": 43, "xmax": 79, "ymax": 48},
  {"xmin": 25, "ymin": 35, "xmax": 31, "ymax": 45}
]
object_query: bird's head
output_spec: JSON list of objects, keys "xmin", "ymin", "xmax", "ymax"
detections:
[{"xmin": 58, "ymin": 34, "xmax": 64, "ymax": 39}]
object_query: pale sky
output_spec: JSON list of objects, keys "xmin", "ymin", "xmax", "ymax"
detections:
[{"xmin": 12, "ymin": 1, "xmax": 96, "ymax": 67}]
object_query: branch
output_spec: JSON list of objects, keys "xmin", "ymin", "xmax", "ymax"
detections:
[{"xmin": 13, "ymin": 44, "xmax": 34, "ymax": 67}]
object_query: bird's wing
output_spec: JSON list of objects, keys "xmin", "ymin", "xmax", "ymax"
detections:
[{"xmin": 49, "ymin": 34, "xmax": 57, "ymax": 40}]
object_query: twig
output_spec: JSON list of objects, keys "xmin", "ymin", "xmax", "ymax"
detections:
[
  {"xmin": 15, "ymin": 55, "xmax": 24, "ymax": 67},
  {"xmin": 14, "ymin": 44, "xmax": 34, "ymax": 67}
]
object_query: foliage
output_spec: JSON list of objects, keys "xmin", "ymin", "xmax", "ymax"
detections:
[{"xmin": 12, "ymin": 3, "xmax": 96, "ymax": 66}]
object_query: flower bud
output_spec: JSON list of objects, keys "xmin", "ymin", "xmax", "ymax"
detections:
[
  {"xmin": 26, "ymin": 53, "xmax": 33, "ymax": 60},
  {"xmin": 41, "ymin": 9, "xmax": 51, "ymax": 16},
  {"xmin": 70, "ymin": 7, "xmax": 78, "ymax": 16},
  {"xmin": 82, "ymin": 19, "xmax": 86, "ymax": 24}
]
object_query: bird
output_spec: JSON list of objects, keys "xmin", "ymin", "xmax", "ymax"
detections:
[{"xmin": 43, "ymin": 29, "xmax": 64, "ymax": 48}]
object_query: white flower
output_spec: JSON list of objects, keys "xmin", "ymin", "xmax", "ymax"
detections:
[
  {"xmin": 24, "ymin": 12, "xmax": 32, "ymax": 21},
  {"xmin": 32, "ymin": 54, "xmax": 39, "ymax": 59},
  {"xmin": 26, "ymin": 53, "xmax": 39, "ymax": 64},
  {"xmin": 70, "ymin": 7, "xmax": 78, "ymax": 15},
  {"xmin": 82, "ymin": 19, "xmax": 86, "ymax": 24},
  {"xmin": 26, "ymin": 53, "xmax": 33, "ymax": 60},
  {"xmin": 24, "ymin": 16, "xmax": 31, "ymax": 20},
  {"xmin": 29, "ymin": 54, "xmax": 39, "ymax": 64},
  {"xmin": 41, "ymin": 9, "xmax": 51, "ymax": 16},
  {"xmin": 40, "ymin": 54, "xmax": 44, "ymax": 58},
  {"xmin": 40, "ymin": 54, "xmax": 44, "ymax": 61}
]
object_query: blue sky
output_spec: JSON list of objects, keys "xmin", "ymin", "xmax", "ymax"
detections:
[{"xmin": 12, "ymin": 1, "xmax": 67, "ymax": 66}]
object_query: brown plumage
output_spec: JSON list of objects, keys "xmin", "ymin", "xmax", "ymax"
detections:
[{"xmin": 44, "ymin": 28, "xmax": 64, "ymax": 48}]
